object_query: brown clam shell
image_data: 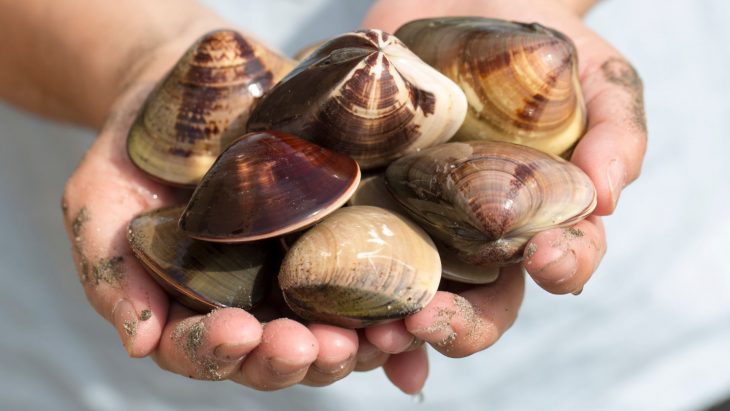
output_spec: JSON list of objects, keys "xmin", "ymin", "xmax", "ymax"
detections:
[
  {"xmin": 385, "ymin": 141, "xmax": 596, "ymax": 266},
  {"xmin": 179, "ymin": 131, "xmax": 361, "ymax": 242},
  {"xmin": 395, "ymin": 17, "xmax": 587, "ymax": 156},
  {"xmin": 279, "ymin": 206, "xmax": 441, "ymax": 328},
  {"xmin": 127, "ymin": 29, "xmax": 295, "ymax": 187},
  {"xmin": 247, "ymin": 29, "xmax": 467, "ymax": 170},
  {"xmin": 128, "ymin": 206, "xmax": 277, "ymax": 312}
]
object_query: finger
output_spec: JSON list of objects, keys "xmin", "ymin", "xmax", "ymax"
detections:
[
  {"xmin": 404, "ymin": 266, "xmax": 525, "ymax": 358},
  {"xmin": 233, "ymin": 318, "xmax": 319, "ymax": 391},
  {"xmin": 354, "ymin": 332, "xmax": 390, "ymax": 372},
  {"xmin": 523, "ymin": 216, "xmax": 606, "ymax": 295},
  {"xmin": 383, "ymin": 345, "xmax": 429, "ymax": 395},
  {"xmin": 154, "ymin": 305, "xmax": 262, "ymax": 380},
  {"xmin": 573, "ymin": 54, "xmax": 648, "ymax": 215},
  {"xmin": 365, "ymin": 320, "xmax": 422, "ymax": 354},
  {"xmin": 301, "ymin": 324, "xmax": 359, "ymax": 387}
]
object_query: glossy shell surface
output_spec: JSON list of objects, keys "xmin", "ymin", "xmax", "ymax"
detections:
[
  {"xmin": 395, "ymin": 17, "xmax": 586, "ymax": 156},
  {"xmin": 127, "ymin": 29, "xmax": 295, "ymax": 186},
  {"xmin": 180, "ymin": 131, "xmax": 361, "ymax": 242},
  {"xmin": 128, "ymin": 206, "xmax": 277, "ymax": 311},
  {"xmin": 385, "ymin": 140, "xmax": 596, "ymax": 266},
  {"xmin": 279, "ymin": 206, "xmax": 442, "ymax": 328}
]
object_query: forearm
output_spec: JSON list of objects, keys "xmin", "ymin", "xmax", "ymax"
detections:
[{"xmin": 0, "ymin": 0, "xmax": 226, "ymax": 129}]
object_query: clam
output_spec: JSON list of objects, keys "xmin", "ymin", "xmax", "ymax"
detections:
[
  {"xmin": 349, "ymin": 174, "xmax": 500, "ymax": 284},
  {"xmin": 436, "ymin": 242, "xmax": 500, "ymax": 284},
  {"xmin": 247, "ymin": 29, "xmax": 468, "ymax": 169},
  {"xmin": 180, "ymin": 131, "xmax": 361, "ymax": 242},
  {"xmin": 279, "ymin": 206, "xmax": 441, "ymax": 328},
  {"xmin": 127, "ymin": 29, "xmax": 295, "ymax": 186},
  {"xmin": 395, "ymin": 17, "xmax": 587, "ymax": 157},
  {"xmin": 385, "ymin": 141, "xmax": 596, "ymax": 267},
  {"xmin": 127, "ymin": 206, "xmax": 277, "ymax": 312}
]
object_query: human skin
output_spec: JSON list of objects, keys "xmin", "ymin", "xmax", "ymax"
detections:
[
  {"xmin": 360, "ymin": 0, "xmax": 647, "ymax": 391},
  {"xmin": 0, "ymin": 0, "xmax": 646, "ymax": 396}
]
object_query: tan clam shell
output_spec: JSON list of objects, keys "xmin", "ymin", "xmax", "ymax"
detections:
[
  {"xmin": 279, "ymin": 206, "xmax": 442, "ymax": 328},
  {"xmin": 349, "ymin": 174, "xmax": 500, "ymax": 284},
  {"xmin": 385, "ymin": 141, "xmax": 596, "ymax": 267},
  {"xmin": 128, "ymin": 206, "xmax": 277, "ymax": 312},
  {"xmin": 127, "ymin": 29, "xmax": 295, "ymax": 186},
  {"xmin": 395, "ymin": 17, "xmax": 587, "ymax": 157},
  {"xmin": 247, "ymin": 29, "xmax": 467, "ymax": 169}
]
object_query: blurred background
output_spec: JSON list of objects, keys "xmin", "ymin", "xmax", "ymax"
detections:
[{"xmin": 1, "ymin": 0, "xmax": 729, "ymax": 410}]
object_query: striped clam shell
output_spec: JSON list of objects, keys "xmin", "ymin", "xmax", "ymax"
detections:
[
  {"xmin": 247, "ymin": 29, "xmax": 467, "ymax": 170},
  {"xmin": 385, "ymin": 141, "xmax": 596, "ymax": 267},
  {"xmin": 179, "ymin": 131, "xmax": 361, "ymax": 243},
  {"xmin": 128, "ymin": 206, "xmax": 277, "ymax": 312},
  {"xmin": 279, "ymin": 206, "xmax": 441, "ymax": 328},
  {"xmin": 127, "ymin": 29, "xmax": 295, "ymax": 187},
  {"xmin": 395, "ymin": 17, "xmax": 587, "ymax": 157}
]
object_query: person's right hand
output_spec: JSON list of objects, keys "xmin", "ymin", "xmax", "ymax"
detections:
[
  {"xmin": 360, "ymin": 0, "xmax": 647, "ymax": 388},
  {"xmin": 60, "ymin": 31, "xmax": 426, "ymax": 393}
]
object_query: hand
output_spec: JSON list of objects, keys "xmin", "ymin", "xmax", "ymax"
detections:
[
  {"xmin": 60, "ymin": 32, "xmax": 419, "ymax": 393},
  {"xmin": 360, "ymin": 0, "xmax": 647, "ymax": 380}
]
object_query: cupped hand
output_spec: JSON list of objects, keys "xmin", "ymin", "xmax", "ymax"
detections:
[
  {"xmin": 60, "ymin": 38, "xmax": 416, "ymax": 393},
  {"xmin": 361, "ymin": 0, "xmax": 647, "ymax": 377}
]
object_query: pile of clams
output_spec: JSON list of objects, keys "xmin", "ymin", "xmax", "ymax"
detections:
[{"xmin": 126, "ymin": 18, "xmax": 596, "ymax": 328}]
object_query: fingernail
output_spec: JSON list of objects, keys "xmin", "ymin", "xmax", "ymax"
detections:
[
  {"xmin": 112, "ymin": 299, "xmax": 137, "ymax": 355},
  {"xmin": 267, "ymin": 357, "xmax": 309, "ymax": 377},
  {"xmin": 543, "ymin": 249, "xmax": 578, "ymax": 281},
  {"xmin": 607, "ymin": 159, "xmax": 626, "ymax": 209},
  {"xmin": 356, "ymin": 342, "xmax": 383, "ymax": 364},
  {"xmin": 311, "ymin": 356, "xmax": 352, "ymax": 376},
  {"xmin": 213, "ymin": 343, "xmax": 249, "ymax": 362},
  {"xmin": 403, "ymin": 337, "xmax": 424, "ymax": 352},
  {"xmin": 384, "ymin": 335, "xmax": 420, "ymax": 354},
  {"xmin": 572, "ymin": 287, "xmax": 584, "ymax": 296}
]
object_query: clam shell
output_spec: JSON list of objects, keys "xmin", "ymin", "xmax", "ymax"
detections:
[
  {"xmin": 247, "ymin": 29, "xmax": 467, "ymax": 169},
  {"xmin": 180, "ymin": 131, "xmax": 361, "ymax": 242},
  {"xmin": 279, "ymin": 206, "xmax": 442, "ymax": 328},
  {"xmin": 395, "ymin": 17, "xmax": 587, "ymax": 157},
  {"xmin": 127, "ymin": 29, "xmax": 295, "ymax": 186},
  {"xmin": 349, "ymin": 174, "xmax": 500, "ymax": 284},
  {"xmin": 385, "ymin": 141, "xmax": 596, "ymax": 266},
  {"xmin": 128, "ymin": 206, "xmax": 277, "ymax": 311}
]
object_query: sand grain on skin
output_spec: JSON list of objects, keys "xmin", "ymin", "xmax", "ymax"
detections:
[
  {"xmin": 172, "ymin": 319, "xmax": 223, "ymax": 380},
  {"xmin": 140, "ymin": 309, "xmax": 152, "ymax": 321},
  {"xmin": 70, "ymin": 207, "xmax": 127, "ymax": 288},
  {"xmin": 123, "ymin": 319, "xmax": 138, "ymax": 337},
  {"xmin": 452, "ymin": 294, "xmax": 486, "ymax": 344},
  {"xmin": 601, "ymin": 57, "xmax": 647, "ymax": 134}
]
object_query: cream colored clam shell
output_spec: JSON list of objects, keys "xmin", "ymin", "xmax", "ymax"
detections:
[{"xmin": 279, "ymin": 205, "xmax": 441, "ymax": 328}]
